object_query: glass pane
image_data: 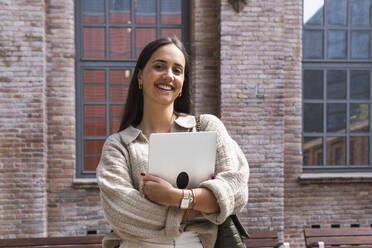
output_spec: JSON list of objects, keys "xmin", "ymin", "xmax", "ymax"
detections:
[
  {"xmin": 350, "ymin": 70, "xmax": 370, "ymax": 99},
  {"xmin": 161, "ymin": 28, "xmax": 182, "ymax": 40},
  {"xmin": 303, "ymin": 30, "xmax": 323, "ymax": 59},
  {"xmin": 84, "ymin": 156, "xmax": 101, "ymax": 171},
  {"xmin": 303, "ymin": 0, "xmax": 324, "ymax": 25},
  {"xmin": 135, "ymin": 0, "xmax": 156, "ymax": 24},
  {"xmin": 110, "ymin": 85, "xmax": 129, "ymax": 101},
  {"xmin": 327, "ymin": 103, "xmax": 346, "ymax": 132},
  {"xmin": 84, "ymin": 70, "xmax": 106, "ymax": 101},
  {"xmin": 303, "ymin": 70, "xmax": 323, "ymax": 99},
  {"xmin": 82, "ymin": 0, "xmax": 104, "ymax": 24},
  {"xmin": 110, "ymin": 28, "xmax": 131, "ymax": 59},
  {"xmin": 84, "ymin": 86, "xmax": 105, "ymax": 101},
  {"xmin": 350, "ymin": 136, "xmax": 369, "ymax": 165},
  {"xmin": 326, "ymin": 136, "xmax": 346, "ymax": 165},
  {"xmin": 110, "ymin": 105, "xmax": 124, "ymax": 134},
  {"xmin": 351, "ymin": 31, "xmax": 370, "ymax": 59},
  {"xmin": 84, "ymin": 105, "xmax": 106, "ymax": 136},
  {"xmin": 327, "ymin": 70, "xmax": 346, "ymax": 99},
  {"xmin": 110, "ymin": 0, "xmax": 131, "ymax": 23},
  {"xmin": 84, "ymin": 27, "xmax": 105, "ymax": 58},
  {"xmin": 110, "ymin": 70, "xmax": 131, "ymax": 85},
  {"xmin": 110, "ymin": 70, "xmax": 130, "ymax": 102},
  {"xmin": 351, "ymin": 0, "xmax": 370, "ymax": 26},
  {"xmin": 84, "ymin": 105, "xmax": 106, "ymax": 118},
  {"xmin": 304, "ymin": 103, "xmax": 323, "ymax": 132},
  {"xmin": 350, "ymin": 103, "xmax": 369, "ymax": 132},
  {"xmin": 136, "ymin": 28, "xmax": 156, "ymax": 57},
  {"xmin": 84, "ymin": 140, "xmax": 105, "ymax": 155},
  {"xmin": 327, "ymin": 30, "xmax": 346, "ymax": 59},
  {"xmin": 327, "ymin": 0, "xmax": 347, "ymax": 25},
  {"xmin": 303, "ymin": 137, "xmax": 324, "ymax": 165},
  {"xmin": 84, "ymin": 119, "xmax": 106, "ymax": 136},
  {"xmin": 84, "ymin": 70, "xmax": 106, "ymax": 84},
  {"xmin": 161, "ymin": 0, "xmax": 182, "ymax": 24}
]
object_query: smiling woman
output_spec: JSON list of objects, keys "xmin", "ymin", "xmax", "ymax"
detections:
[
  {"xmin": 138, "ymin": 43, "xmax": 185, "ymax": 121},
  {"xmin": 119, "ymin": 37, "xmax": 192, "ymax": 132},
  {"xmin": 96, "ymin": 37, "xmax": 249, "ymax": 248}
]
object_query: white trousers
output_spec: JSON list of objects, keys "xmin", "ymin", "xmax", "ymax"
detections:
[{"xmin": 119, "ymin": 231, "xmax": 203, "ymax": 248}]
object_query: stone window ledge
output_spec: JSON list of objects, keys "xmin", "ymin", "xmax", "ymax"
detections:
[
  {"xmin": 72, "ymin": 178, "xmax": 98, "ymax": 189},
  {"xmin": 298, "ymin": 172, "xmax": 372, "ymax": 184}
]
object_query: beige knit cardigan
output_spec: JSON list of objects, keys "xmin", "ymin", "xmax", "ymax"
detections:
[{"xmin": 96, "ymin": 114, "xmax": 249, "ymax": 248}]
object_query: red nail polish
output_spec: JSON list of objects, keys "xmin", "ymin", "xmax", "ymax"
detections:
[
  {"xmin": 140, "ymin": 172, "xmax": 145, "ymax": 176},
  {"xmin": 211, "ymin": 176, "xmax": 216, "ymax": 179}
]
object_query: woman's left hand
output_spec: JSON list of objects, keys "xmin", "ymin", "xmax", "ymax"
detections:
[{"xmin": 141, "ymin": 174, "xmax": 181, "ymax": 207}]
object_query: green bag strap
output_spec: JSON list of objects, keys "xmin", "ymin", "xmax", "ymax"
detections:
[
  {"xmin": 195, "ymin": 115, "xmax": 201, "ymax": 132},
  {"xmin": 195, "ymin": 115, "xmax": 250, "ymax": 240},
  {"xmin": 231, "ymin": 215, "xmax": 250, "ymax": 239}
]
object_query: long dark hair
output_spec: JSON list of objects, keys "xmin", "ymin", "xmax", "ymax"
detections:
[{"xmin": 118, "ymin": 37, "xmax": 191, "ymax": 132}]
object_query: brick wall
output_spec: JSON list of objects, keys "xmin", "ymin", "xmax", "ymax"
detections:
[
  {"xmin": 190, "ymin": 0, "xmax": 220, "ymax": 116},
  {"xmin": 45, "ymin": 0, "xmax": 108, "ymax": 236},
  {"xmin": 0, "ymin": 0, "xmax": 48, "ymax": 238},
  {"xmin": 219, "ymin": 0, "xmax": 288, "ymax": 234},
  {"xmin": 0, "ymin": 0, "xmax": 108, "ymax": 238}
]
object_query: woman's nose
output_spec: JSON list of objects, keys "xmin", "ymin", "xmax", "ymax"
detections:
[{"xmin": 163, "ymin": 68, "xmax": 174, "ymax": 81}]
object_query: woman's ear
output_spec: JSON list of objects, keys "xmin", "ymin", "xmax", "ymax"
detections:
[{"xmin": 137, "ymin": 69, "xmax": 143, "ymax": 82}]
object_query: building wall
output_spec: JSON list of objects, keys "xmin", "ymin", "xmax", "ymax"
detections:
[
  {"xmin": 219, "ymin": 0, "xmax": 290, "ymax": 235},
  {"xmin": 44, "ymin": 0, "xmax": 109, "ymax": 236},
  {"xmin": 1, "ymin": 0, "xmax": 372, "ymax": 247},
  {"xmin": 0, "ymin": 0, "xmax": 48, "ymax": 237},
  {"xmin": 191, "ymin": 0, "xmax": 220, "ymax": 116}
]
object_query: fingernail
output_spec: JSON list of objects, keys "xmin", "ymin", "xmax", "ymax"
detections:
[
  {"xmin": 140, "ymin": 172, "xmax": 145, "ymax": 176},
  {"xmin": 211, "ymin": 176, "xmax": 216, "ymax": 179}
]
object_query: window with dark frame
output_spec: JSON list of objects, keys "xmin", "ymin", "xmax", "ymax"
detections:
[
  {"xmin": 302, "ymin": 0, "xmax": 372, "ymax": 171},
  {"xmin": 75, "ymin": 0, "xmax": 189, "ymax": 178}
]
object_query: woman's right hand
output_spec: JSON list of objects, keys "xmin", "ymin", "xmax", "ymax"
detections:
[{"xmin": 141, "ymin": 173, "xmax": 182, "ymax": 207}]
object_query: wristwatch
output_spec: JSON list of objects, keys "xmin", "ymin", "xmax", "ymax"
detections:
[{"xmin": 180, "ymin": 190, "xmax": 194, "ymax": 209}]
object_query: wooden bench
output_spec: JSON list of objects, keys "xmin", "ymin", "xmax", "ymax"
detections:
[
  {"xmin": 304, "ymin": 227, "xmax": 372, "ymax": 248},
  {"xmin": 244, "ymin": 230, "xmax": 289, "ymax": 248},
  {"xmin": 0, "ymin": 232, "xmax": 290, "ymax": 248},
  {"xmin": 0, "ymin": 235, "xmax": 104, "ymax": 248}
]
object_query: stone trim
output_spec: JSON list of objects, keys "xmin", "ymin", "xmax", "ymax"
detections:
[
  {"xmin": 298, "ymin": 172, "xmax": 372, "ymax": 184},
  {"xmin": 72, "ymin": 178, "xmax": 99, "ymax": 189}
]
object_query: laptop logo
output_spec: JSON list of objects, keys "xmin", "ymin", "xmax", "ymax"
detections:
[{"xmin": 176, "ymin": 171, "xmax": 189, "ymax": 189}]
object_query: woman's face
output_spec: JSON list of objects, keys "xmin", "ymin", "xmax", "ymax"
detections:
[{"xmin": 138, "ymin": 44, "xmax": 186, "ymax": 108}]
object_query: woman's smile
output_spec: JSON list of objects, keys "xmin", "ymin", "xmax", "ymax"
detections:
[{"xmin": 155, "ymin": 82, "xmax": 175, "ymax": 92}]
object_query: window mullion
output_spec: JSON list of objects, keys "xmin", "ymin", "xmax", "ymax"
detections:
[
  {"xmin": 131, "ymin": 0, "xmax": 135, "ymax": 59},
  {"xmin": 370, "ymin": 70, "xmax": 372, "ymax": 167},
  {"xmin": 157, "ymin": 0, "xmax": 161, "ymax": 38},
  {"xmin": 346, "ymin": 69, "xmax": 350, "ymax": 166},
  {"xmin": 105, "ymin": 0, "xmax": 109, "ymax": 59},
  {"xmin": 323, "ymin": 68, "xmax": 327, "ymax": 167}
]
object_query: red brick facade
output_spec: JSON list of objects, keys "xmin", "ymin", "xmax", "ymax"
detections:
[{"xmin": 1, "ymin": 0, "xmax": 372, "ymax": 247}]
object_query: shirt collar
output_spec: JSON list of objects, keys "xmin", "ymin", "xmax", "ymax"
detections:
[
  {"xmin": 174, "ymin": 114, "xmax": 196, "ymax": 129},
  {"xmin": 119, "ymin": 125, "xmax": 142, "ymax": 145},
  {"xmin": 118, "ymin": 114, "xmax": 196, "ymax": 145}
]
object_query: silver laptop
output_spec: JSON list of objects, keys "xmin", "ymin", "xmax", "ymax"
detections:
[{"xmin": 148, "ymin": 131, "xmax": 217, "ymax": 189}]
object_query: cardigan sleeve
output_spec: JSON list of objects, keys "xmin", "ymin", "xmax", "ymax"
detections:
[
  {"xmin": 198, "ymin": 114, "xmax": 249, "ymax": 225},
  {"xmin": 96, "ymin": 134, "xmax": 184, "ymax": 240}
]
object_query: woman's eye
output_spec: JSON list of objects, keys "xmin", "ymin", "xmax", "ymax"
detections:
[
  {"xmin": 154, "ymin": 64, "xmax": 164, "ymax": 70},
  {"xmin": 173, "ymin": 68, "xmax": 183, "ymax": 75}
]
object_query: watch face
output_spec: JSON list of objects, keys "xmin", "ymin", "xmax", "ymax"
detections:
[{"xmin": 181, "ymin": 198, "xmax": 189, "ymax": 209}]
